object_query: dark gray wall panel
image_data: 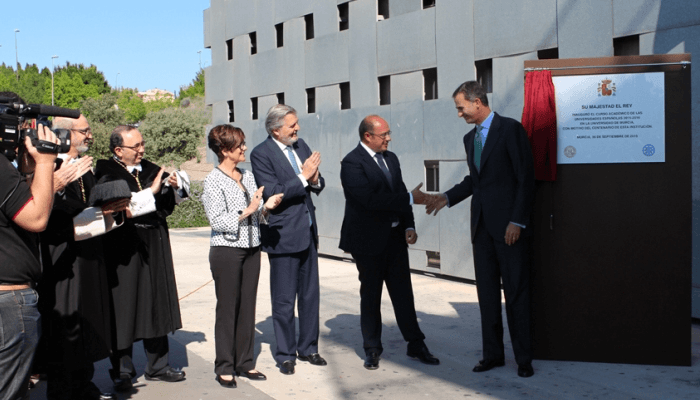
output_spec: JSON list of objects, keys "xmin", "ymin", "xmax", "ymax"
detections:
[
  {"xmin": 423, "ymin": 98, "xmax": 469, "ymax": 161},
  {"xmin": 438, "ymin": 160, "xmax": 474, "ymax": 279},
  {"xmin": 255, "ymin": 0, "xmax": 276, "ymax": 53},
  {"xmin": 313, "ymin": 0, "xmax": 340, "ymax": 38},
  {"xmin": 557, "ymin": 0, "xmax": 613, "ymax": 59},
  {"xmin": 391, "ymin": 71, "xmax": 423, "ymax": 104},
  {"xmin": 492, "ymin": 52, "xmax": 538, "ymax": 123},
  {"xmin": 209, "ymin": 0, "xmax": 229, "ymax": 66},
  {"xmin": 274, "ymin": 0, "xmax": 313, "ymax": 24},
  {"xmin": 376, "ymin": 9, "xmax": 437, "ymax": 76},
  {"xmin": 613, "ymin": 0, "xmax": 700, "ymax": 37},
  {"xmin": 389, "ymin": 101, "xmax": 425, "ymax": 203},
  {"xmin": 390, "ymin": 0, "xmax": 422, "ymax": 18},
  {"xmin": 318, "ymin": 236, "xmax": 344, "ymax": 258},
  {"xmin": 435, "ymin": 0, "xmax": 475, "ymax": 99},
  {"xmin": 203, "ymin": 8, "xmax": 212, "ymax": 49},
  {"xmin": 258, "ymin": 94, "xmax": 279, "ymax": 121},
  {"xmin": 250, "ymin": 49, "xmax": 285, "ymax": 97},
  {"xmin": 231, "ymin": 38, "xmax": 252, "ymax": 121},
  {"xmin": 316, "ymin": 84, "xmax": 341, "ymax": 114},
  {"xmin": 412, "ymin": 205, "xmax": 440, "ymax": 252},
  {"xmin": 225, "ymin": 0, "xmax": 257, "ymax": 41},
  {"xmin": 283, "ymin": 17, "xmax": 307, "ymax": 112},
  {"xmin": 348, "ymin": 0, "xmax": 380, "ymax": 108},
  {"xmin": 305, "ymin": 33, "xmax": 350, "ymax": 88},
  {"xmin": 474, "ymin": 0, "xmax": 557, "ymax": 60},
  {"xmin": 315, "ymin": 186, "xmax": 345, "ymax": 239},
  {"xmin": 205, "ymin": 62, "xmax": 232, "ymax": 104}
]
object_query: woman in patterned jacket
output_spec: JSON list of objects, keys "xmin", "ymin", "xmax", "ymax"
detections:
[{"xmin": 201, "ymin": 124, "xmax": 283, "ymax": 388}]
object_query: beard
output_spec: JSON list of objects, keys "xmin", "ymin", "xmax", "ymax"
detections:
[{"xmin": 76, "ymin": 144, "xmax": 89, "ymax": 154}]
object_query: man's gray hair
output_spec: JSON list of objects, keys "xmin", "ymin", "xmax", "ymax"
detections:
[
  {"xmin": 52, "ymin": 117, "xmax": 75, "ymax": 130},
  {"xmin": 265, "ymin": 104, "xmax": 297, "ymax": 135}
]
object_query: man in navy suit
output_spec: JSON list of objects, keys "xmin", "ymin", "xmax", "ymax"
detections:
[
  {"xmin": 339, "ymin": 115, "xmax": 440, "ymax": 370},
  {"xmin": 250, "ymin": 104, "xmax": 326, "ymax": 375},
  {"xmin": 426, "ymin": 81, "xmax": 535, "ymax": 377}
]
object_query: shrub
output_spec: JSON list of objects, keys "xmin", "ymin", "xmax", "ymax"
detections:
[{"xmin": 167, "ymin": 181, "xmax": 210, "ymax": 228}]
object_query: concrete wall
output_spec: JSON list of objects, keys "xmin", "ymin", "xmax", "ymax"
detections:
[{"xmin": 203, "ymin": 0, "xmax": 700, "ymax": 317}]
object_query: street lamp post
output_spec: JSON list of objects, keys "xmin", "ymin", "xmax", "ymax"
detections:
[
  {"xmin": 14, "ymin": 29, "xmax": 19, "ymax": 81},
  {"xmin": 51, "ymin": 55, "xmax": 59, "ymax": 105},
  {"xmin": 197, "ymin": 50, "xmax": 202, "ymax": 70},
  {"xmin": 116, "ymin": 72, "xmax": 120, "ymax": 91}
]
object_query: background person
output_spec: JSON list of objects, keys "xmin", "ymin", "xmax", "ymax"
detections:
[{"xmin": 201, "ymin": 124, "xmax": 283, "ymax": 388}]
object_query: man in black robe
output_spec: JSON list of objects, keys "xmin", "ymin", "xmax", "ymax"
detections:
[
  {"xmin": 37, "ymin": 115, "xmax": 128, "ymax": 400},
  {"xmin": 95, "ymin": 125, "xmax": 186, "ymax": 391}
]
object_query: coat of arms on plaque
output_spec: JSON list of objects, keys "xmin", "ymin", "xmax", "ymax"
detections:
[{"xmin": 597, "ymin": 79, "xmax": 616, "ymax": 96}]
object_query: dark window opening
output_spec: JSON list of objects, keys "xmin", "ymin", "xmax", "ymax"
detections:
[
  {"xmin": 276, "ymin": 92, "xmax": 285, "ymax": 105},
  {"xmin": 423, "ymin": 68, "xmax": 438, "ymax": 101},
  {"xmin": 226, "ymin": 39, "xmax": 233, "ymax": 60},
  {"xmin": 614, "ymin": 34, "xmax": 640, "ymax": 56},
  {"xmin": 378, "ymin": 75, "xmax": 391, "ymax": 105},
  {"xmin": 305, "ymin": 14, "xmax": 315, "ymax": 40},
  {"xmin": 338, "ymin": 3, "xmax": 349, "ymax": 31},
  {"xmin": 251, "ymin": 97, "xmax": 258, "ymax": 120},
  {"xmin": 227, "ymin": 100, "xmax": 234, "ymax": 122},
  {"xmin": 306, "ymin": 88, "xmax": 316, "ymax": 113},
  {"xmin": 378, "ymin": 0, "xmax": 389, "ymax": 20},
  {"xmin": 423, "ymin": 0, "xmax": 436, "ymax": 9},
  {"xmin": 249, "ymin": 32, "xmax": 257, "ymax": 55},
  {"xmin": 340, "ymin": 82, "xmax": 351, "ymax": 110},
  {"xmin": 425, "ymin": 161, "xmax": 439, "ymax": 192},
  {"xmin": 475, "ymin": 59, "xmax": 493, "ymax": 94},
  {"xmin": 538, "ymin": 47, "xmax": 559, "ymax": 60},
  {"xmin": 275, "ymin": 23, "xmax": 284, "ymax": 48},
  {"xmin": 427, "ymin": 251, "xmax": 440, "ymax": 269}
]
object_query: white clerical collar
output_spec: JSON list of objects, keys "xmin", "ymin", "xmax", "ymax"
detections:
[{"xmin": 114, "ymin": 156, "xmax": 141, "ymax": 173}]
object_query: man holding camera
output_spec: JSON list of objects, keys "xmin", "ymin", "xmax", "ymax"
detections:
[
  {"xmin": 0, "ymin": 100, "xmax": 59, "ymax": 399},
  {"xmin": 35, "ymin": 115, "xmax": 128, "ymax": 400},
  {"xmin": 95, "ymin": 125, "xmax": 186, "ymax": 391}
]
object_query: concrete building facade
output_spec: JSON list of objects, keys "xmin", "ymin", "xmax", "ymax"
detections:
[{"xmin": 202, "ymin": 0, "xmax": 700, "ymax": 316}]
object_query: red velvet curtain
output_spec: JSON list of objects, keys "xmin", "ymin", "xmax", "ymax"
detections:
[{"xmin": 522, "ymin": 70, "xmax": 557, "ymax": 181}]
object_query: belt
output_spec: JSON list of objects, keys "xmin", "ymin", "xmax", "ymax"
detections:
[{"xmin": 0, "ymin": 283, "xmax": 33, "ymax": 291}]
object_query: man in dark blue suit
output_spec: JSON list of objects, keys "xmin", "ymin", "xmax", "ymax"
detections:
[
  {"xmin": 426, "ymin": 81, "xmax": 535, "ymax": 377},
  {"xmin": 339, "ymin": 115, "xmax": 439, "ymax": 370},
  {"xmin": 250, "ymin": 104, "xmax": 326, "ymax": 375}
]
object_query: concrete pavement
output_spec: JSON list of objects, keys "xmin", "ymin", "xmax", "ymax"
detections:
[{"xmin": 30, "ymin": 227, "xmax": 700, "ymax": 399}]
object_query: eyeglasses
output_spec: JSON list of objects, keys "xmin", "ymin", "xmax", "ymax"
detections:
[
  {"xmin": 120, "ymin": 141, "xmax": 146, "ymax": 151},
  {"xmin": 237, "ymin": 141, "xmax": 246, "ymax": 149},
  {"xmin": 369, "ymin": 130, "xmax": 391, "ymax": 140},
  {"xmin": 71, "ymin": 127, "xmax": 92, "ymax": 135}
]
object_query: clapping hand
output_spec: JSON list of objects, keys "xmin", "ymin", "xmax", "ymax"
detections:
[
  {"xmin": 264, "ymin": 193, "xmax": 284, "ymax": 211},
  {"xmin": 54, "ymin": 156, "xmax": 93, "ymax": 193}
]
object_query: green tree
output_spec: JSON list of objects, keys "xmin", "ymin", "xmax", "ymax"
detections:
[
  {"xmin": 116, "ymin": 89, "xmax": 147, "ymax": 123},
  {"xmin": 138, "ymin": 104, "xmax": 209, "ymax": 168},
  {"xmin": 80, "ymin": 93, "xmax": 126, "ymax": 161},
  {"xmin": 45, "ymin": 63, "xmax": 110, "ymax": 108},
  {"xmin": 177, "ymin": 69, "xmax": 205, "ymax": 101}
]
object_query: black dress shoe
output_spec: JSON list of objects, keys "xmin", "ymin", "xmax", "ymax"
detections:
[
  {"xmin": 472, "ymin": 358, "xmax": 505, "ymax": 372},
  {"xmin": 216, "ymin": 375, "xmax": 237, "ymax": 388},
  {"xmin": 407, "ymin": 345, "xmax": 440, "ymax": 365},
  {"xmin": 364, "ymin": 352, "xmax": 380, "ymax": 370},
  {"xmin": 239, "ymin": 370, "xmax": 267, "ymax": 380},
  {"xmin": 279, "ymin": 360, "xmax": 295, "ymax": 375},
  {"xmin": 517, "ymin": 363, "xmax": 534, "ymax": 378},
  {"xmin": 144, "ymin": 367, "xmax": 186, "ymax": 382},
  {"xmin": 297, "ymin": 353, "xmax": 328, "ymax": 366},
  {"xmin": 112, "ymin": 375, "xmax": 133, "ymax": 392}
]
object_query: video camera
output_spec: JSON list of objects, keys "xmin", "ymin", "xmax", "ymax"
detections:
[{"xmin": 0, "ymin": 97, "xmax": 80, "ymax": 162}]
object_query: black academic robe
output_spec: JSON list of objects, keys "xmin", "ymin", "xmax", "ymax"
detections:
[
  {"xmin": 94, "ymin": 158, "xmax": 182, "ymax": 350},
  {"xmin": 36, "ymin": 170, "xmax": 112, "ymax": 371}
]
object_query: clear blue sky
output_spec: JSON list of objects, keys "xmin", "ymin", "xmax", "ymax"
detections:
[{"xmin": 1, "ymin": 0, "xmax": 212, "ymax": 95}]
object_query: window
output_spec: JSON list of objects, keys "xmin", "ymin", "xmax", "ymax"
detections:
[
  {"xmin": 423, "ymin": 68, "xmax": 438, "ymax": 101},
  {"xmin": 338, "ymin": 3, "xmax": 349, "ymax": 31},
  {"xmin": 306, "ymin": 88, "xmax": 316, "ymax": 113},
  {"xmin": 275, "ymin": 23, "xmax": 284, "ymax": 48},
  {"xmin": 227, "ymin": 100, "xmax": 234, "ymax": 122},
  {"xmin": 226, "ymin": 39, "xmax": 233, "ymax": 60},
  {"xmin": 425, "ymin": 161, "xmax": 439, "ymax": 192},
  {"xmin": 378, "ymin": 75, "xmax": 391, "ymax": 105},
  {"xmin": 305, "ymin": 14, "xmax": 315, "ymax": 40},
  {"xmin": 614, "ymin": 35, "xmax": 640, "ymax": 56},
  {"xmin": 277, "ymin": 92, "xmax": 285, "ymax": 105},
  {"xmin": 538, "ymin": 48, "xmax": 559, "ymax": 60},
  {"xmin": 340, "ymin": 82, "xmax": 351, "ymax": 110},
  {"xmin": 426, "ymin": 251, "xmax": 440, "ymax": 269},
  {"xmin": 475, "ymin": 59, "xmax": 493, "ymax": 93},
  {"xmin": 251, "ymin": 97, "xmax": 258, "ymax": 120},
  {"xmin": 377, "ymin": 0, "xmax": 389, "ymax": 20},
  {"xmin": 423, "ymin": 0, "xmax": 436, "ymax": 9},
  {"xmin": 249, "ymin": 32, "xmax": 257, "ymax": 55}
]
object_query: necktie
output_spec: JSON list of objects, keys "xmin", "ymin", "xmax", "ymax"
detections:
[
  {"xmin": 286, "ymin": 147, "xmax": 301, "ymax": 174},
  {"xmin": 474, "ymin": 125, "xmax": 484, "ymax": 172},
  {"xmin": 286, "ymin": 146, "xmax": 313, "ymax": 226},
  {"xmin": 374, "ymin": 153, "xmax": 393, "ymax": 189}
]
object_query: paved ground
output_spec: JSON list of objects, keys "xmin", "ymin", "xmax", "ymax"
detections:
[{"xmin": 30, "ymin": 227, "xmax": 700, "ymax": 399}]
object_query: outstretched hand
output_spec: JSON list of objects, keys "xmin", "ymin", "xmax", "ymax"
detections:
[
  {"xmin": 411, "ymin": 183, "xmax": 429, "ymax": 204},
  {"xmin": 425, "ymin": 194, "xmax": 448, "ymax": 216}
]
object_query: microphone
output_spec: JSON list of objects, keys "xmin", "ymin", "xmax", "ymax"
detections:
[{"xmin": 30, "ymin": 104, "xmax": 81, "ymax": 119}]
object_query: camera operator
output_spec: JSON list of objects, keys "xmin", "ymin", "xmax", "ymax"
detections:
[{"xmin": 0, "ymin": 121, "xmax": 59, "ymax": 400}]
